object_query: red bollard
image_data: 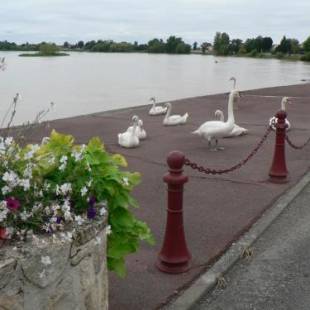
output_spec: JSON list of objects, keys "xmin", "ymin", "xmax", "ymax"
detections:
[
  {"xmin": 157, "ymin": 151, "xmax": 191, "ymax": 274},
  {"xmin": 269, "ymin": 110, "xmax": 289, "ymax": 183}
]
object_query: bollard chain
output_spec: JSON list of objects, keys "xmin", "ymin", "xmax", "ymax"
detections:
[
  {"xmin": 184, "ymin": 126, "xmax": 273, "ymax": 175},
  {"xmin": 285, "ymin": 134, "xmax": 310, "ymax": 150}
]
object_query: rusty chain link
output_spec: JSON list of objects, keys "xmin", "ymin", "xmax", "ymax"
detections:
[
  {"xmin": 184, "ymin": 126, "xmax": 273, "ymax": 175},
  {"xmin": 285, "ymin": 134, "xmax": 310, "ymax": 150}
]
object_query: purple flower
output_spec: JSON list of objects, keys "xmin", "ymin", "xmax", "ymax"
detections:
[
  {"xmin": 88, "ymin": 196, "xmax": 96, "ymax": 207},
  {"xmin": 56, "ymin": 216, "xmax": 62, "ymax": 224},
  {"xmin": 87, "ymin": 207, "xmax": 96, "ymax": 220},
  {"xmin": 6, "ymin": 197, "xmax": 20, "ymax": 212}
]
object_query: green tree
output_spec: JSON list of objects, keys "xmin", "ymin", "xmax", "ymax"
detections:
[
  {"xmin": 147, "ymin": 38, "xmax": 166, "ymax": 53},
  {"xmin": 303, "ymin": 37, "xmax": 310, "ymax": 52},
  {"xmin": 290, "ymin": 39, "xmax": 300, "ymax": 54},
  {"xmin": 39, "ymin": 43, "xmax": 59, "ymax": 55},
  {"xmin": 262, "ymin": 37, "xmax": 273, "ymax": 52},
  {"xmin": 166, "ymin": 36, "xmax": 183, "ymax": 53},
  {"xmin": 229, "ymin": 39, "xmax": 242, "ymax": 54},
  {"xmin": 201, "ymin": 42, "xmax": 211, "ymax": 54},
  {"xmin": 276, "ymin": 36, "xmax": 291, "ymax": 54},
  {"xmin": 213, "ymin": 32, "xmax": 230, "ymax": 55},
  {"xmin": 77, "ymin": 41, "xmax": 84, "ymax": 49}
]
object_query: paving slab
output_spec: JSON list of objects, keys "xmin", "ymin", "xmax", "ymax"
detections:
[{"xmin": 25, "ymin": 83, "xmax": 310, "ymax": 310}]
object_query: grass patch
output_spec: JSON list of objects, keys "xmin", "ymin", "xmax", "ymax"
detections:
[{"xmin": 19, "ymin": 52, "xmax": 69, "ymax": 57}]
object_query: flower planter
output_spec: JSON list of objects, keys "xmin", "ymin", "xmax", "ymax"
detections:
[{"xmin": 0, "ymin": 214, "xmax": 108, "ymax": 310}]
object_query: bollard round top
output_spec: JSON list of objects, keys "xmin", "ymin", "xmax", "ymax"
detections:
[
  {"xmin": 276, "ymin": 110, "xmax": 287, "ymax": 119},
  {"xmin": 167, "ymin": 151, "xmax": 185, "ymax": 170}
]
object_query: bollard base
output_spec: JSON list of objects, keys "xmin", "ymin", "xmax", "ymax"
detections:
[
  {"xmin": 269, "ymin": 175, "xmax": 289, "ymax": 184},
  {"xmin": 156, "ymin": 259, "xmax": 190, "ymax": 274}
]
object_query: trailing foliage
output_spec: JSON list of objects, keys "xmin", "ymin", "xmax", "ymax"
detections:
[{"xmin": 0, "ymin": 131, "xmax": 154, "ymax": 277}]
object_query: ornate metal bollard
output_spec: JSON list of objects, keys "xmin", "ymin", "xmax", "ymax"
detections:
[
  {"xmin": 269, "ymin": 110, "xmax": 288, "ymax": 183},
  {"xmin": 157, "ymin": 151, "xmax": 191, "ymax": 273}
]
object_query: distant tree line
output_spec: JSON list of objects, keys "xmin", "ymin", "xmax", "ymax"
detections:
[
  {"xmin": 0, "ymin": 36, "xmax": 190, "ymax": 55},
  {"xmin": 63, "ymin": 36, "xmax": 191, "ymax": 54},
  {"xmin": 1, "ymin": 33, "xmax": 310, "ymax": 60},
  {"xmin": 211, "ymin": 32, "xmax": 310, "ymax": 61}
]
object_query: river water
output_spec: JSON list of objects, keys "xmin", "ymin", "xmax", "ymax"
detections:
[{"xmin": 0, "ymin": 51, "xmax": 310, "ymax": 125}]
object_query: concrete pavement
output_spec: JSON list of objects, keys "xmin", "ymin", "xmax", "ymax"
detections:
[
  {"xmin": 25, "ymin": 83, "xmax": 310, "ymax": 310},
  {"xmin": 193, "ymin": 172, "xmax": 310, "ymax": 310}
]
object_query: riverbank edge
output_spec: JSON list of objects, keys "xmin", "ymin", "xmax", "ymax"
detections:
[{"xmin": 45, "ymin": 82, "xmax": 309, "ymax": 125}]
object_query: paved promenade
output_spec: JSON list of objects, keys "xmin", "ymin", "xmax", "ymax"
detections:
[
  {"xmin": 193, "ymin": 173, "xmax": 310, "ymax": 310},
  {"xmin": 31, "ymin": 83, "xmax": 310, "ymax": 310}
]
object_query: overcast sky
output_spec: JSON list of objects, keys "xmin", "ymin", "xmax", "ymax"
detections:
[{"xmin": 1, "ymin": 0, "xmax": 309, "ymax": 45}]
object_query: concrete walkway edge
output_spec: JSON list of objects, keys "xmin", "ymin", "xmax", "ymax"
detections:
[{"xmin": 165, "ymin": 170, "xmax": 310, "ymax": 310}]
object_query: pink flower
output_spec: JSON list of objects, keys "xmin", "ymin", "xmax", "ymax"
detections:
[{"xmin": 6, "ymin": 197, "xmax": 21, "ymax": 211}]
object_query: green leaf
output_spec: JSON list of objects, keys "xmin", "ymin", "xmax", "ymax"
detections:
[{"xmin": 108, "ymin": 257, "xmax": 126, "ymax": 278}]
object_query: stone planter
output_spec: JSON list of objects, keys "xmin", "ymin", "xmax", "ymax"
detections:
[{"xmin": 0, "ymin": 214, "xmax": 108, "ymax": 310}]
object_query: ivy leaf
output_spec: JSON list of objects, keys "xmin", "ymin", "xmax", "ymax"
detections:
[
  {"xmin": 110, "ymin": 207, "xmax": 135, "ymax": 229},
  {"xmin": 112, "ymin": 154, "xmax": 128, "ymax": 167},
  {"xmin": 108, "ymin": 257, "xmax": 126, "ymax": 278}
]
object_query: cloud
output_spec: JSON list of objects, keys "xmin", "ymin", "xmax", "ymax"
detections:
[{"xmin": 0, "ymin": 0, "xmax": 309, "ymax": 44}]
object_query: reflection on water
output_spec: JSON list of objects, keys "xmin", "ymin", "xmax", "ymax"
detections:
[{"xmin": 0, "ymin": 51, "xmax": 310, "ymax": 125}]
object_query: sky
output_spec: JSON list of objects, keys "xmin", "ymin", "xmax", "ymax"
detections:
[{"xmin": 1, "ymin": 0, "xmax": 309, "ymax": 45}]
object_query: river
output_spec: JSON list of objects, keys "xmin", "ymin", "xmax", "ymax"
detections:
[{"xmin": 0, "ymin": 51, "xmax": 309, "ymax": 125}]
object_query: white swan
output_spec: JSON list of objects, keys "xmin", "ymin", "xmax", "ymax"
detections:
[
  {"xmin": 214, "ymin": 109, "xmax": 224, "ymax": 122},
  {"xmin": 163, "ymin": 102, "xmax": 189, "ymax": 126},
  {"xmin": 118, "ymin": 117, "xmax": 140, "ymax": 148},
  {"xmin": 192, "ymin": 89, "xmax": 240, "ymax": 150},
  {"xmin": 148, "ymin": 97, "xmax": 167, "ymax": 116},
  {"xmin": 126, "ymin": 115, "xmax": 147, "ymax": 140},
  {"xmin": 214, "ymin": 109, "xmax": 248, "ymax": 137},
  {"xmin": 229, "ymin": 76, "xmax": 237, "ymax": 89},
  {"xmin": 269, "ymin": 97, "xmax": 291, "ymax": 131}
]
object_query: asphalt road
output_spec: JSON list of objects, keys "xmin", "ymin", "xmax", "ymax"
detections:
[{"xmin": 193, "ymin": 179, "xmax": 310, "ymax": 310}]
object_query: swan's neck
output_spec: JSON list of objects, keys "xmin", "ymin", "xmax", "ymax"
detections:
[
  {"xmin": 281, "ymin": 100, "xmax": 286, "ymax": 111},
  {"xmin": 131, "ymin": 122, "xmax": 137, "ymax": 136},
  {"xmin": 152, "ymin": 100, "xmax": 156, "ymax": 108},
  {"xmin": 227, "ymin": 94, "xmax": 235, "ymax": 124},
  {"xmin": 165, "ymin": 105, "xmax": 171, "ymax": 119}
]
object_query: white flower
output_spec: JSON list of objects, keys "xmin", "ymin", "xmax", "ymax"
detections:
[
  {"xmin": 48, "ymin": 156, "xmax": 55, "ymax": 165},
  {"xmin": 3, "ymin": 170, "xmax": 19, "ymax": 187},
  {"xmin": 41, "ymin": 256, "xmax": 52, "ymax": 266},
  {"xmin": 41, "ymin": 137, "xmax": 50, "ymax": 144},
  {"xmin": 72, "ymin": 150, "xmax": 83, "ymax": 161},
  {"xmin": 56, "ymin": 183, "xmax": 72, "ymax": 196},
  {"xmin": 74, "ymin": 215, "xmax": 84, "ymax": 226},
  {"xmin": 50, "ymin": 216, "xmax": 58, "ymax": 223},
  {"xmin": 59, "ymin": 155, "xmax": 68, "ymax": 171},
  {"xmin": 1, "ymin": 185, "xmax": 10, "ymax": 195},
  {"xmin": 44, "ymin": 182, "xmax": 51, "ymax": 191},
  {"xmin": 0, "ymin": 208, "xmax": 8, "ymax": 222},
  {"xmin": 23, "ymin": 164, "xmax": 33, "ymax": 178},
  {"xmin": 80, "ymin": 186, "xmax": 88, "ymax": 197},
  {"xmin": 4, "ymin": 137, "xmax": 13, "ymax": 146},
  {"xmin": 20, "ymin": 210, "xmax": 31, "ymax": 221},
  {"xmin": 87, "ymin": 179, "xmax": 92, "ymax": 187},
  {"xmin": 123, "ymin": 177, "xmax": 129, "ymax": 186},
  {"xmin": 64, "ymin": 210, "xmax": 73, "ymax": 221},
  {"xmin": 19, "ymin": 179, "xmax": 30, "ymax": 191},
  {"xmin": 106, "ymin": 225, "xmax": 112, "ymax": 235},
  {"xmin": 99, "ymin": 207, "xmax": 107, "ymax": 216},
  {"xmin": 24, "ymin": 144, "xmax": 39, "ymax": 160}
]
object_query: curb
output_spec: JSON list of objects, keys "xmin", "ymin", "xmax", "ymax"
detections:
[{"xmin": 164, "ymin": 170, "xmax": 310, "ymax": 310}]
